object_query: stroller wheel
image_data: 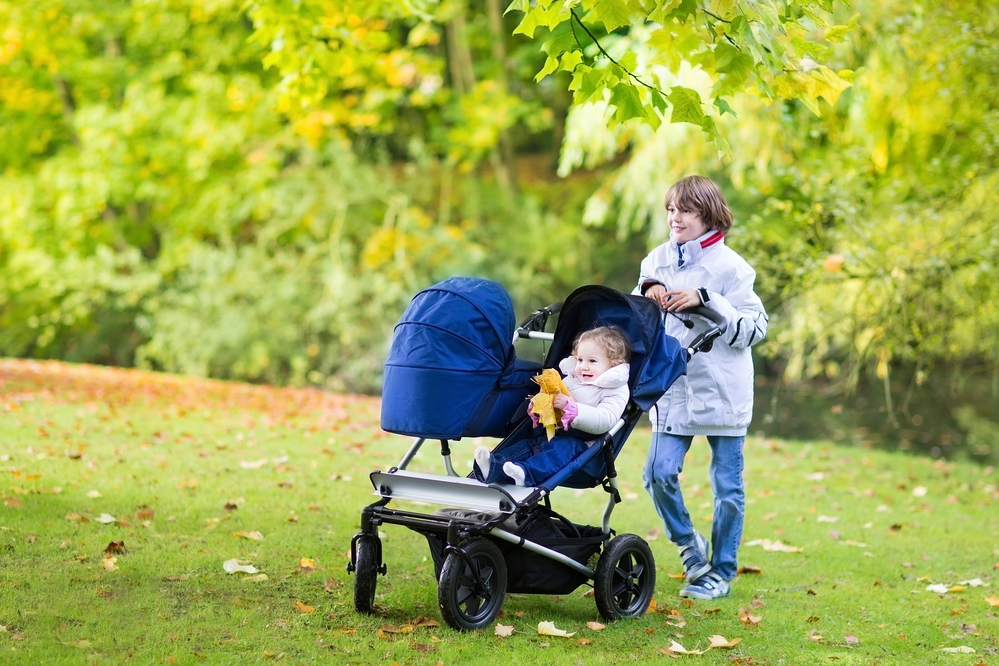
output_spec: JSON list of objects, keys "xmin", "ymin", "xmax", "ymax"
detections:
[
  {"xmin": 352, "ymin": 535, "xmax": 381, "ymax": 614},
  {"xmin": 438, "ymin": 537, "xmax": 507, "ymax": 631},
  {"xmin": 593, "ymin": 533, "xmax": 656, "ymax": 621}
]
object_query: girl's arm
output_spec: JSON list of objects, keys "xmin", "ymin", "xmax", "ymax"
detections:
[{"xmin": 565, "ymin": 387, "xmax": 630, "ymax": 435}]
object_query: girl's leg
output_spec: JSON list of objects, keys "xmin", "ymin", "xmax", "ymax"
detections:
[
  {"xmin": 643, "ymin": 431, "xmax": 696, "ymax": 545},
  {"xmin": 706, "ymin": 435, "xmax": 746, "ymax": 581},
  {"xmin": 516, "ymin": 436, "xmax": 587, "ymax": 486}
]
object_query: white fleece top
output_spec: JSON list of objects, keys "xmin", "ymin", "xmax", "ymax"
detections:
[{"xmin": 558, "ymin": 355, "xmax": 631, "ymax": 435}]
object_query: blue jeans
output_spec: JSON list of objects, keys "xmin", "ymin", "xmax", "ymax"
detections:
[
  {"xmin": 476, "ymin": 434, "xmax": 588, "ymax": 487},
  {"xmin": 643, "ymin": 432, "xmax": 745, "ymax": 581}
]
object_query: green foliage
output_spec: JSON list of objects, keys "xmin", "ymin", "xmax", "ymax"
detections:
[{"xmin": 508, "ymin": 0, "xmax": 855, "ymax": 146}]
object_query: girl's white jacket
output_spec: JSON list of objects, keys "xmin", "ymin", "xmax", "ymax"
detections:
[
  {"xmin": 634, "ymin": 231, "xmax": 768, "ymax": 436},
  {"xmin": 558, "ymin": 356, "xmax": 631, "ymax": 436}
]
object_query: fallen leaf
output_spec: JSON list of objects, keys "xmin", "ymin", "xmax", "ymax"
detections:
[
  {"xmin": 243, "ymin": 573, "xmax": 268, "ymax": 582},
  {"xmin": 647, "ymin": 597, "xmax": 657, "ymax": 613},
  {"xmin": 95, "ymin": 513, "xmax": 117, "ymax": 524},
  {"xmin": 223, "ymin": 558, "xmax": 259, "ymax": 574},
  {"xmin": 102, "ymin": 556, "xmax": 118, "ymax": 571},
  {"xmin": 940, "ymin": 646, "xmax": 975, "ymax": 653},
  {"xmin": 912, "ymin": 486, "xmax": 928, "ymax": 497},
  {"xmin": 538, "ymin": 621, "xmax": 574, "ymax": 637},
  {"xmin": 808, "ymin": 630, "xmax": 824, "ymax": 642},
  {"xmin": 807, "ymin": 615, "xmax": 820, "ymax": 623},
  {"xmin": 738, "ymin": 565, "xmax": 762, "ymax": 575},
  {"xmin": 163, "ymin": 575, "xmax": 188, "ymax": 581},
  {"xmin": 817, "ymin": 515, "xmax": 839, "ymax": 523},
  {"xmin": 958, "ymin": 578, "xmax": 985, "ymax": 587},
  {"xmin": 104, "ymin": 541, "xmax": 126, "ymax": 554},
  {"xmin": 985, "ymin": 595, "xmax": 999, "ymax": 607},
  {"xmin": 232, "ymin": 530, "xmax": 264, "ymax": 540},
  {"xmin": 240, "ymin": 459, "xmax": 269, "ymax": 469},
  {"xmin": 410, "ymin": 643, "xmax": 436, "ymax": 653},
  {"xmin": 665, "ymin": 640, "xmax": 704, "ymax": 655},
  {"xmin": 745, "ymin": 539, "xmax": 802, "ymax": 553},
  {"xmin": 739, "ymin": 612, "xmax": 762, "ymax": 626},
  {"xmin": 708, "ymin": 635, "xmax": 741, "ymax": 648},
  {"xmin": 577, "ymin": 638, "xmax": 593, "ymax": 645},
  {"xmin": 926, "ymin": 584, "xmax": 949, "ymax": 594},
  {"xmin": 586, "ymin": 621, "xmax": 605, "ymax": 631},
  {"xmin": 411, "ymin": 616, "xmax": 438, "ymax": 628},
  {"xmin": 494, "ymin": 624, "xmax": 514, "ymax": 637},
  {"xmin": 665, "ymin": 609, "xmax": 686, "ymax": 628},
  {"xmin": 295, "ymin": 601, "xmax": 315, "ymax": 614},
  {"xmin": 86, "ymin": 490, "xmax": 102, "ymax": 498},
  {"xmin": 844, "ymin": 633, "xmax": 859, "ymax": 645}
]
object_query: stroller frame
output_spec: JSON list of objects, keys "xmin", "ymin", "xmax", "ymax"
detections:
[{"xmin": 348, "ymin": 286, "xmax": 723, "ymax": 631}]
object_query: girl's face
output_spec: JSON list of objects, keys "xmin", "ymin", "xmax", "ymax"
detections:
[
  {"xmin": 667, "ymin": 199, "xmax": 709, "ymax": 244},
  {"xmin": 574, "ymin": 339, "xmax": 614, "ymax": 383}
]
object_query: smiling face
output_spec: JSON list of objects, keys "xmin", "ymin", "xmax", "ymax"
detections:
[
  {"xmin": 573, "ymin": 339, "xmax": 614, "ymax": 383},
  {"xmin": 666, "ymin": 199, "xmax": 709, "ymax": 244}
]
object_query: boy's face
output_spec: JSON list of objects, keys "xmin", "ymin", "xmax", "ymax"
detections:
[
  {"xmin": 667, "ymin": 199, "xmax": 708, "ymax": 244},
  {"xmin": 574, "ymin": 339, "xmax": 614, "ymax": 383}
]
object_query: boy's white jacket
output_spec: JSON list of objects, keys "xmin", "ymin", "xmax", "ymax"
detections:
[
  {"xmin": 635, "ymin": 231, "xmax": 768, "ymax": 436},
  {"xmin": 558, "ymin": 356, "xmax": 631, "ymax": 436}
]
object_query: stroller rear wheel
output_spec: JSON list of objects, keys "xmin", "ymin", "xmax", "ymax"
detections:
[
  {"xmin": 352, "ymin": 535, "xmax": 382, "ymax": 614},
  {"xmin": 438, "ymin": 537, "xmax": 507, "ymax": 631},
  {"xmin": 593, "ymin": 533, "xmax": 656, "ymax": 621}
]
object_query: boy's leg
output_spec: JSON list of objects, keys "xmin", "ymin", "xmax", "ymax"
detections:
[
  {"xmin": 705, "ymin": 435, "xmax": 746, "ymax": 581},
  {"xmin": 644, "ymin": 432, "xmax": 709, "ymax": 581}
]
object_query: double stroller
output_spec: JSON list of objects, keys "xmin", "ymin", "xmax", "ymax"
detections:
[{"xmin": 347, "ymin": 278, "xmax": 722, "ymax": 631}]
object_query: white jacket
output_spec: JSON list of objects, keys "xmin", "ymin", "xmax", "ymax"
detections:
[
  {"xmin": 634, "ymin": 231, "xmax": 768, "ymax": 436},
  {"xmin": 558, "ymin": 356, "xmax": 631, "ymax": 436}
]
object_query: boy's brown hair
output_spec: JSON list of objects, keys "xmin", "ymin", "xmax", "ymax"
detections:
[
  {"xmin": 574, "ymin": 326, "xmax": 631, "ymax": 366},
  {"xmin": 665, "ymin": 175, "xmax": 733, "ymax": 233}
]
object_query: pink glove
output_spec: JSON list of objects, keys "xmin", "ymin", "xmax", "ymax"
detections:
[
  {"xmin": 528, "ymin": 399, "xmax": 541, "ymax": 428},
  {"xmin": 560, "ymin": 398, "xmax": 578, "ymax": 429}
]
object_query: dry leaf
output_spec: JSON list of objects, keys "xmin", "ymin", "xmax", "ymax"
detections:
[
  {"xmin": 243, "ymin": 573, "xmax": 268, "ymax": 582},
  {"xmin": 665, "ymin": 609, "xmax": 686, "ymax": 628},
  {"xmin": 844, "ymin": 633, "xmax": 859, "ymax": 645},
  {"xmin": 577, "ymin": 638, "xmax": 593, "ymax": 646},
  {"xmin": 537, "ymin": 621, "xmax": 574, "ymax": 637},
  {"xmin": 708, "ymin": 635, "xmax": 741, "ymax": 648},
  {"xmin": 940, "ymin": 646, "xmax": 975, "ymax": 653},
  {"xmin": 738, "ymin": 565, "xmax": 762, "ymax": 575},
  {"xmin": 647, "ymin": 597, "xmax": 657, "ymax": 612},
  {"xmin": 411, "ymin": 616, "xmax": 439, "ymax": 628},
  {"xmin": 295, "ymin": 601, "xmax": 315, "ymax": 614},
  {"xmin": 586, "ymin": 621, "xmax": 605, "ymax": 631},
  {"xmin": 104, "ymin": 541, "xmax": 126, "ymax": 554},
  {"xmin": 926, "ymin": 584, "xmax": 949, "ymax": 594},
  {"xmin": 912, "ymin": 486, "xmax": 928, "ymax": 497},
  {"xmin": 240, "ymin": 459, "xmax": 269, "ymax": 469},
  {"xmin": 739, "ymin": 612, "xmax": 762, "ymax": 626},
  {"xmin": 985, "ymin": 595, "xmax": 999, "ymax": 607},
  {"xmin": 494, "ymin": 624, "xmax": 514, "ymax": 637},
  {"xmin": 232, "ymin": 530, "xmax": 264, "ymax": 540},
  {"xmin": 223, "ymin": 558, "xmax": 259, "ymax": 574},
  {"xmin": 102, "ymin": 556, "xmax": 118, "ymax": 571},
  {"xmin": 95, "ymin": 513, "xmax": 117, "ymax": 524},
  {"xmin": 665, "ymin": 640, "xmax": 704, "ymax": 655},
  {"xmin": 745, "ymin": 539, "xmax": 802, "ymax": 553},
  {"xmin": 410, "ymin": 643, "xmax": 436, "ymax": 653}
]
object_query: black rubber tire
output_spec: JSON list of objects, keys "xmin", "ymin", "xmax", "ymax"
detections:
[
  {"xmin": 353, "ymin": 536, "xmax": 379, "ymax": 614},
  {"xmin": 437, "ymin": 537, "xmax": 507, "ymax": 631},
  {"xmin": 593, "ymin": 533, "xmax": 656, "ymax": 621}
]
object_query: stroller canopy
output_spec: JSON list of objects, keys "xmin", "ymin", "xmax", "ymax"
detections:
[
  {"xmin": 381, "ymin": 277, "xmax": 538, "ymax": 439},
  {"xmin": 546, "ymin": 285, "xmax": 685, "ymax": 412}
]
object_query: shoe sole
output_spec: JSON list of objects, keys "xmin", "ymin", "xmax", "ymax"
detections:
[{"xmin": 678, "ymin": 587, "xmax": 730, "ymax": 600}]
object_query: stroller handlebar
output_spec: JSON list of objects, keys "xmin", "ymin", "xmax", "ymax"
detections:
[{"xmin": 516, "ymin": 301, "xmax": 563, "ymax": 335}]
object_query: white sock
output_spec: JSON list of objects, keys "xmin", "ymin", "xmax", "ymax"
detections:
[
  {"xmin": 503, "ymin": 461, "xmax": 526, "ymax": 486},
  {"xmin": 474, "ymin": 447, "xmax": 491, "ymax": 479}
]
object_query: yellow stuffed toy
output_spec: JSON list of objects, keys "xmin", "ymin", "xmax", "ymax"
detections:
[{"xmin": 528, "ymin": 368, "xmax": 573, "ymax": 440}]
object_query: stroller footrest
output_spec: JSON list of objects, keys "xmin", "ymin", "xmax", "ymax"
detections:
[{"xmin": 369, "ymin": 469, "xmax": 539, "ymax": 513}]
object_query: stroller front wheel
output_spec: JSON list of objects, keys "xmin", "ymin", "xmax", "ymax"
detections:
[
  {"xmin": 438, "ymin": 537, "xmax": 507, "ymax": 631},
  {"xmin": 352, "ymin": 535, "xmax": 381, "ymax": 614},
  {"xmin": 593, "ymin": 533, "xmax": 656, "ymax": 621}
]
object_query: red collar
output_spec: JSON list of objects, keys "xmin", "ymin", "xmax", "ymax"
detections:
[{"xmin": 699, "ymin": 231, "xmax": 724, "ymax": 249}]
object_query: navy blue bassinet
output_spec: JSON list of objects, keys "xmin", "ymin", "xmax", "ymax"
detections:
[{"xmin": 380, "ymin": 277, "xmax": 540, "ymax": 439}]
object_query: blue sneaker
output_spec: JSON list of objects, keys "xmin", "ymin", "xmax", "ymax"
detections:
[
  {"xmin": 678, "ymin": 532, "xmax": 710, "ymax": 583},
  {"xmin": 679, "ymin": 570, "xmax": 730, "ymax": 600}
]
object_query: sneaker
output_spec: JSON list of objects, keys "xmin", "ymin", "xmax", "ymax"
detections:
[
  {"xmin": 679, "ymin": 570, "xmax": 730, "ymax": 600},
  {"xmin": 677, "ymin": 532, "xmax": 710, "ymax": 583},
  {"xmin": 474, "ymin": 447, "xmax": 492, "ymax": 480},
  {"xmin": 502, "ymin": 461, "xmax": 526, "ymax": 486}
]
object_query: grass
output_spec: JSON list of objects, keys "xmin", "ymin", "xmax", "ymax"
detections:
[{"xmin": 1, "ymin": 358, "xmax": 998, "ymax": 665}]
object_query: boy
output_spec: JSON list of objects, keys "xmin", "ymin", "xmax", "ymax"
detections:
[{"xmin": 636, "ymin": 175, "xmax": 768, "ymax": 600}]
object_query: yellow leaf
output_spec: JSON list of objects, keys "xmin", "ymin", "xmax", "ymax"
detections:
[
  {"xmin": 233, "ymin": 530, "xmax": 264, "ymax": 540},
  {"xmin": 985, "ymin": 595, "xmax": 999, "ymax": 607},
  {"xmin": 537, "ymin": 621, "xmax": 574, "ymax": 637},
  {"xmin": 708, "ymin": 635, "xmax": 741, "ymax": 648},
  {"xmin": 295, "ymin": 600, "xmax": 315, "ymax": 613}
]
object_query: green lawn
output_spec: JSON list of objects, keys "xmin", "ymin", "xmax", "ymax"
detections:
[{"xmin": 1, "ymin": 359, "xmax": 997, "ymax": 665}]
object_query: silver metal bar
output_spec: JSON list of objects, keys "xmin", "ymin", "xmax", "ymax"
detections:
[{"xmin": 397, "ymin": 438, "xmax": 426, "ymax": 470}]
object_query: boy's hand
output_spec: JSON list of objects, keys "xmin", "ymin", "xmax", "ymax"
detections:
[
  {"xmin": 663, "ymin": 288, "xmax": 702, "ymax": 312},
  {"xmin": 646, "ymin": 285, "xmax": 702, "ymax": 312}
]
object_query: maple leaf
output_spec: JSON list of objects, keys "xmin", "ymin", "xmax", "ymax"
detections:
[
  {"xmin": 665, "ymin": 640, "xmax": 704, "ymax": 655},
  {"xmin": 495, "ymin": 624, "xmax": 514, "ymax": 637},
  {"xmin": 739, "ymin": 612, "xmax": 762, "ymax": 626},
  {"xmin": 538, "ymin": 621, "xmax": 574, "ymax": 637},
  {"xmin": 708, "ymin": 634, "xmax": 741, "ymax": 648}
]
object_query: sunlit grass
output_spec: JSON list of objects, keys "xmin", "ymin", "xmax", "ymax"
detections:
[{"xmin": 1, "ymin": 359, "xmax": 997, "ymax": 664}]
